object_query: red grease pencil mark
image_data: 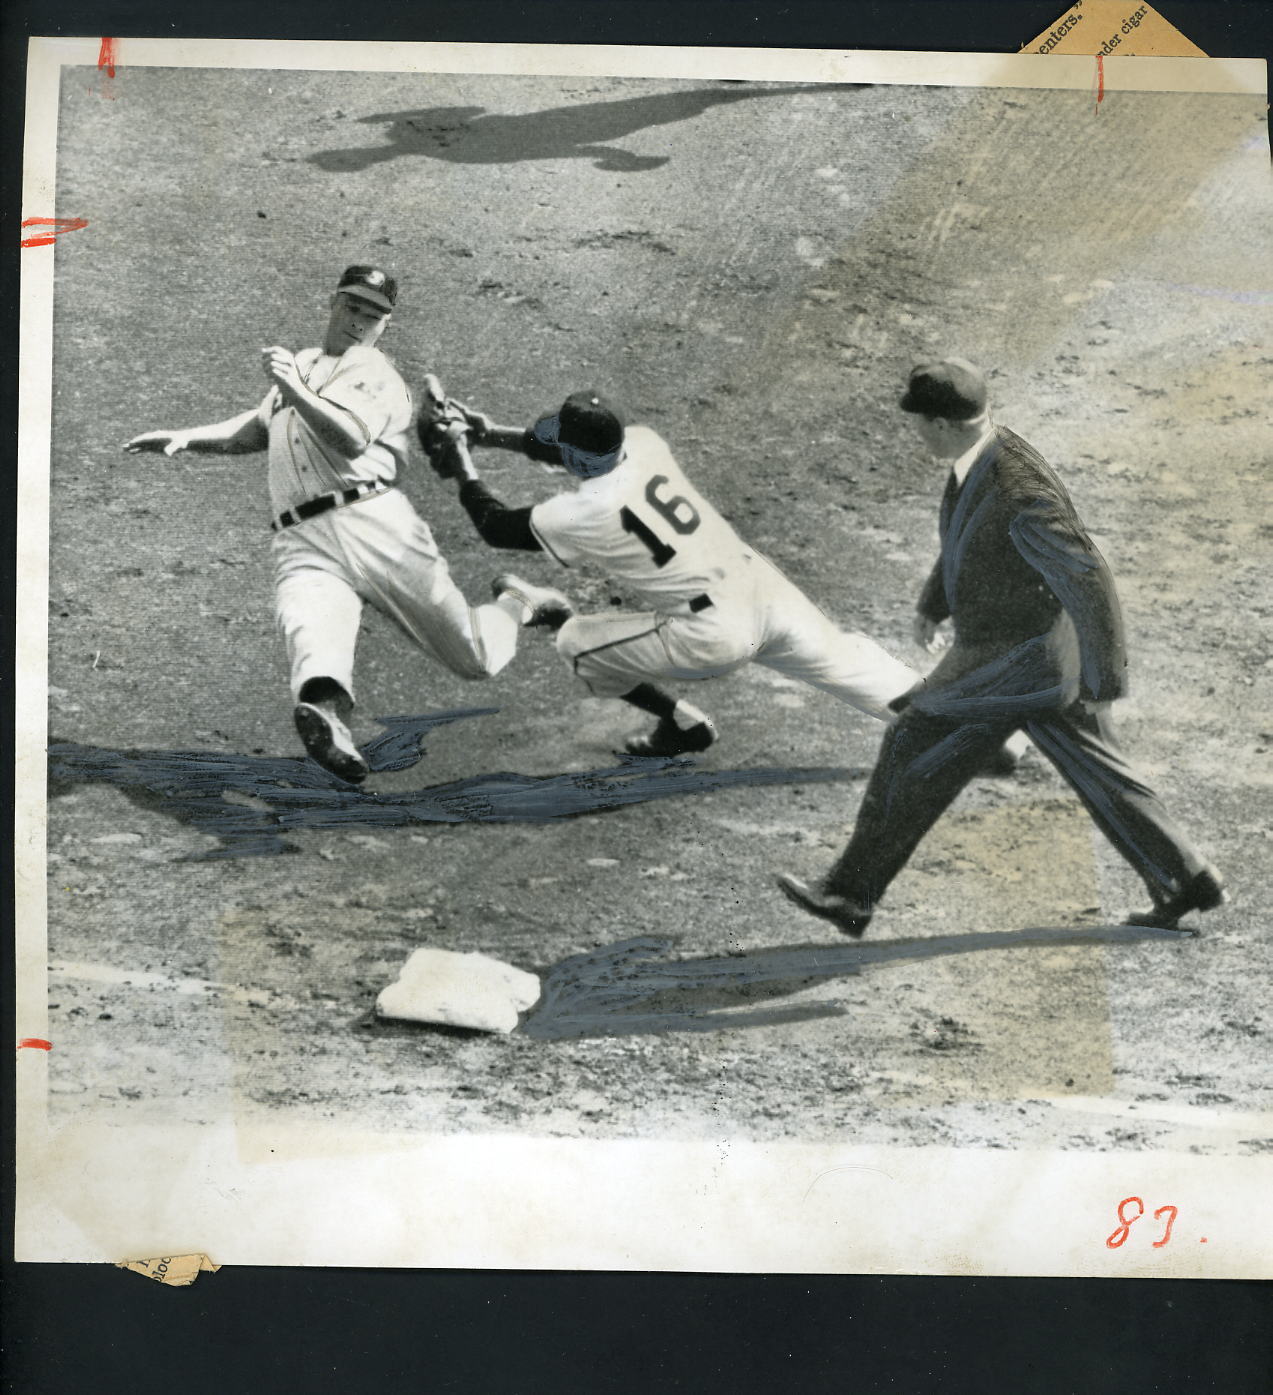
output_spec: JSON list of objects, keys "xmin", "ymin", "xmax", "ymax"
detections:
[
  {"xmin": 20, "ymin": 217, "xmax": 89, "ymax": 249},
  {"xmin": 1094, "ymin": 54, "xmax": 1105, "ymax": 113},
  {"xmin": 1105, "ymin": 1194, "xmax": 1143, "ymax": 1247},
  {"xmin": 98, "ymin": 37, "xmax": 117, "ymax": 78},
  {"xmin": 17, "ymin": 1038, "xmax": 53, "ymax": 1051},
  {"xmin": 1105, "ymin": 1196, "xmax": 1182, "ymax": 1249},
  {"xmin": 1152, "ymin": 1204, "xmax": 1178, "ymax": 1248}
]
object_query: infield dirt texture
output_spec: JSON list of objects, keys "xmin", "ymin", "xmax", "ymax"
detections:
[{"xmin": 43, "ymin": 68, "xmax": 1271, "ymax": 1150}]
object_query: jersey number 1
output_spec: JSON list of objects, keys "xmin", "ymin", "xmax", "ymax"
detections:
[{"xmin": 620, "ymin": 475, "xmax": 701, "ymax": 568}]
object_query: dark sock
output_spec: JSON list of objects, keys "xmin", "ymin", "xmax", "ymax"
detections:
[
  {"xmin": 298, "ymin": 677, "xmax": 354, "ymax": 723},
  {"xmin": 620, "ymin": 683, "xmax": 678, "ymax": 719}
]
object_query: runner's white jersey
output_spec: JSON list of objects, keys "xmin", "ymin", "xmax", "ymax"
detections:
[
  {"xmin": 528, "ymin": 426, "xmax": 754, "ymax": 608},
  {"xmin": 260, "ymin": 344, "xmax": 413, "ymax": 517}
]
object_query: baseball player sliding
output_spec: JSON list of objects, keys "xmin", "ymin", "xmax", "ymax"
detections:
[
  {"xmin": 124, "ymin": 265, "xmax": 569, "ymax": 783},
  {"xmin": 419, "ymin": 387, "xmax": 1026, "ymax": 761}
]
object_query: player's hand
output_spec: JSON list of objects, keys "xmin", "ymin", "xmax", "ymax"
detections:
[
  {"xmin": 443, "ymin": 419, "xmax": 471, "ymax": 444},
  {"xmin": 261, "ymin": 345, "xmax": 304, "ymax": 396},
  {"xmin": 913, "ymin": 613, "xmax": 950, "ymax": 654},
  {"xmin": 452, "ymin": 401, "xmax": 495, "ymax": 443},
  {"xmin": 123, "ymin": 430, "xmax": 191, "ymax": 457}
]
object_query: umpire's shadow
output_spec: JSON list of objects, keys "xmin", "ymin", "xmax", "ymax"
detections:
[{"xmin": 519, "ymin": 923, "xmax": 1194, "ymax": 1040}]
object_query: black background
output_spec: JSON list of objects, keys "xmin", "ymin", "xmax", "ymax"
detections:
[{"xmin": 2, "ymin": 3, "xmax": 1270, "ymax": 1391}]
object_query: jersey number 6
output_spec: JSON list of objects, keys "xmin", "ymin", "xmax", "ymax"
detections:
[{"xmin": 620, "ymin": 475, "xmax": 702, "ymax": 568}]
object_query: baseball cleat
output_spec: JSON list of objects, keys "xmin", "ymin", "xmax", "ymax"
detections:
[
  {"xmin": 1126, "ymin": 867, "xmax": 1227, "ymax": 930},
  {"xmin": 293, "ymin": 702, "xmax": 369, "ymax": 784},
  {"xmin": 776, "ymin": 874, "xmax": 873, "ymax": 938},
  {"xmin": 625, "ymin": 714, "xmax": 719, "ymax": 758},
  {"xmin": 492, "ymin": 574, "xmax": 575, "ymax": 629}
]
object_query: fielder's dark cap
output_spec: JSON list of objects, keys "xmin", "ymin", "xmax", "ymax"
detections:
[
  {"xmin": 336, "ymin": 265, "xmax": 397, "ymax": 314},
  {"xmin": 899, "ymin": 358, "xmax": 988, "ymax": 420},
  {"xmin": 544, "ymin": 390, "xmax": 625, "ymax": 455}
]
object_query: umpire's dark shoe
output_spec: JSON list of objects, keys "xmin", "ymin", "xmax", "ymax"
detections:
[
  {"xmin": 294, "ymin": 702, "xmax": 369, "ymax": 784},
  {"xmin": 777, "ymin": 874, "xmax": 873, "ymax": 938},
  {"xmin": 625, "ymin": 714, "xmax": 718, "ymax": 758},
  {"xmin": 1127, "ymin": 867, "xmax": 1227, "ymax": 930}
]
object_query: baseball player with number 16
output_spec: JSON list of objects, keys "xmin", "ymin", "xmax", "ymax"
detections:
[
  {"xmin": 420, "ymin": 387, "xmax": 1029, "ymax": 762},
  {"xmin": 124, "ymin": 266, "xmax": 569, "ymax": 783}
]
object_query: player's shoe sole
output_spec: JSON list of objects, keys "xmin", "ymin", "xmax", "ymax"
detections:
[
  {"xmin": 624, "ymin": 714, "xmax": 719, "ymax": 758},
  {"xmin": 492, "ymin": 574, "xmax": 575, "ymax": 629},
  {"xmin": 293, "ymin": 702, "xmax": 369, "ymax": 784},
  {"xmin": 776, "ymin": 874, "xmax": 873, "ymax": 938}
]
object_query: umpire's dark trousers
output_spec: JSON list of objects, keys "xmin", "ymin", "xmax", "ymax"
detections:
[{"xmin": 825, "ymin": 699, "xmax": 1209, "ymax": 910}]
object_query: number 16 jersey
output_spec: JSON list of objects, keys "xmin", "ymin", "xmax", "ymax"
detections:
[{"xmin": 528, "ymin": 426, "xmax": 753, "ymax": 610}]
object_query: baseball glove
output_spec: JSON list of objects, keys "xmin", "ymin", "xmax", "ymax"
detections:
[{"xmin": 415, "ymin": 374, "xmax": 477, "ymax": 480}]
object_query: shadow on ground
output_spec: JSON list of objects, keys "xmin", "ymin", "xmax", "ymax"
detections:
[
  {"xmin": 48, "ymin": 709, "xmax": 862, "ymax": 859},
  {"xmin": 308, "ymin": 83, "xmax": 858, "ymax": 172},
  {"xmin": 516, "ymin": 925, "xmax": 1195, "ymax": 1039}
]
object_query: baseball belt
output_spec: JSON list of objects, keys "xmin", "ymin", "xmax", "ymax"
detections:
[
  {"xmin": 688, "ymin": 594, "xmax": 713, "ymax": 613},
  {"xmin": 271, "ymin": 481, "xmax": 391, "ymax": 532}
]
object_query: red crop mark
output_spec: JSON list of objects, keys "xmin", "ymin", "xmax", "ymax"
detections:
[
  {"xmin": 98, "ymin": 37, "xmax": 117, "ymax": 78},
  {"xmin": 20, "ymin": 217, "xmax": 89, "ymax": 249},
  {"xmin": 1094, "ymin": 54, "xmax": 1105, "ymax": 113},
  {"xmin": 17, "ymin": 1038, "xmax": 53, "ymax": 1051}
]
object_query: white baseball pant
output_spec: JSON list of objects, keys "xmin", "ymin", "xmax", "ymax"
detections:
[
  {"xmin": 555, "ymin": 555, "xmax": 920, "ymax": 719},
  {"xmin": 272, "ymin": 490, "xmax": 520, "ymax": 702}
]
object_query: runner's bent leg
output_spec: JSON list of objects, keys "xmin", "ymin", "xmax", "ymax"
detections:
[
  {"xmin": 347, "ymin": 495, "xmax": 522, "ymax": 680},
  {"xmin": 757, "ymin": 586, "xmax": 920, "ymax": 720}
]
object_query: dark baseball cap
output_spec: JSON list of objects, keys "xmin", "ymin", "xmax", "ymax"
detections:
[
  {"xmin": 542, "ymin": 390, "xmax": 626, "ymax": 454},
  {"xmin": 899, "ymin": 358, "xmax": 988, "ymax": 420},
  {"xmin": 336, "ymin": 265, "xmax": 397, "ymax": 314}
]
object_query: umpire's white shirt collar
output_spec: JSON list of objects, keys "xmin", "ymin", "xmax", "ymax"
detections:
[{"xmin": 951, "ymin": 421, "xmax": 996, "ymax": 486}]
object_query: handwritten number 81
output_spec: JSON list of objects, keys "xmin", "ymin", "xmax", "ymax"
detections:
[{"xmin": 1106, "ymin": 1196, "xmax": 1178, "ymax": 1249}]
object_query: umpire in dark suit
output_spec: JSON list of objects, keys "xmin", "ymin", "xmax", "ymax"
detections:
[{"xmin": 779, "ymin": 358, "xmax": 1225, "ymax": 935}]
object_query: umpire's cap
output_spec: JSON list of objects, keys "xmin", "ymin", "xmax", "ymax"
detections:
[
  {"xmin": 899, "ymin": 358, "xmax": 988, "ymax": 420},
  {"xmin": 337, "ymin": 265, "xmax": 398, "ymax": 314}
]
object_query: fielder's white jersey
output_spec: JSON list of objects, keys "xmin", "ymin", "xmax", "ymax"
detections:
[
  {"xmin": 260, "ymin": 344, "xmax": 413, "ymax": 517},
  {"xmin": 528, "ymin": 426, "xmax": 754, "ymax": 610}
]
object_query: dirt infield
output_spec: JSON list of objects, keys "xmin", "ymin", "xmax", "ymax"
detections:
[{"xmin": 42, "ymin": 69, "xmax": 1271, "ymax": 1152}]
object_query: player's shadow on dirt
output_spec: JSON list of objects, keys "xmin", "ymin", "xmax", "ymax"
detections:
[
  {"xmin": 47, "ymin": 709, "xmax": 867, "ymax": 859},
  {"xmin": 308, "ymin": 83, "xmax": 858, "ymax": 173},
  {"xmin": 519, "ymin": 925, "xmax": 1193, "ymax": 1040}
]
